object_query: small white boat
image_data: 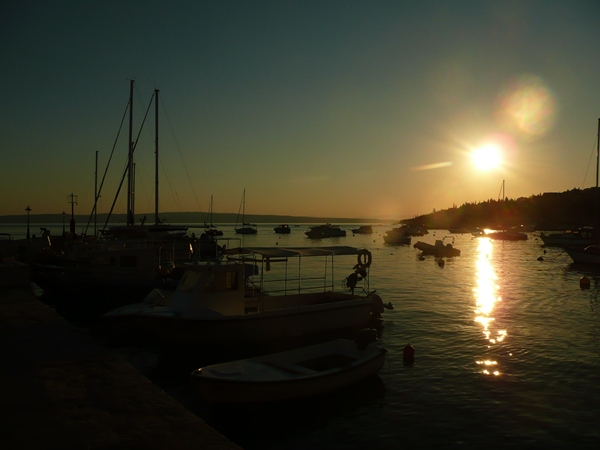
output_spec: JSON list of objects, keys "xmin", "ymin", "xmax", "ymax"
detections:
[{"xmin": 190, "ymin": 338, "xmax": 387, "ymax": 403}]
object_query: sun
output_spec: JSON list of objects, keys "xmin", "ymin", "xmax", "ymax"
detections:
[{"xmin": 472, "ymin": 144, "xmax": 501, "ymax": 170}]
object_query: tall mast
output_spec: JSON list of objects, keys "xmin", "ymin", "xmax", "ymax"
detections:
[
  {"xmin": 94, "ymin": 151, "xmax": 98, "ymax": 235},
  {"xmin": 596, "ymin": 119, "xmax": 600, "ymax": 188},
  {"xmin": 154, "ymin": 89, "xmax": 160, "ymax": 225},
  {"xmin": 127, "ymin": 79, "xmax": 135, "ymax": 226}
]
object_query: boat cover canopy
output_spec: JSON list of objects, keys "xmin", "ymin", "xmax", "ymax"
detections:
[{"xmin": 224, "ymin": 246, "xmax": 368, "ymax": 259}]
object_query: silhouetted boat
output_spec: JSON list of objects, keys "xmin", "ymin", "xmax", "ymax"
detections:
[
  {"xmin": 540, "ymin": 227, "xmax": 599, "ymax": 247},
  {"xmin": 565, "ymin": 245, "xmax": 600, "ymax": 265},
  {"xmin": 274, "ymin": 224, "xmax": 291, "ymax": 234},
  {"xmin": 305, "ymin": 224, "xmax": 346, "ymax": 239},
  {"xmin": 235, "ymin": 189, "xmax": 258, "ymax": 235},
  {"xmin": 103, "ymin": 246, "xmax": 391, "ymax": 348},
  {"xmin": 382, "ymin": 227, "xmax": 411, "ymax": 245},
  {"xmin": 414, "ymin": 239, "xmax": 461, "ymax": 257},
  {"xmin": 351, "ymin": 225, "xmax": 373, "ymax": 235}
]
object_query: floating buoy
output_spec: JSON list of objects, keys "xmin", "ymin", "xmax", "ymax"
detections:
[
  {"xmin": 419, "ymin": 255, "xmax": 425, "ymax": 261},
  {"xmin": 580, "ymin": 276, "xmax": 591, "ymax": 289},
  {"xmin": 403, "ymin": 344, "xmax": 415, "ymax": 365},
  {"xmin": 437, "ymin": 258, "xmax": 445, "ymax": 266},
  {"xmin": 537, "ymin": 256, "xmax": 544, "ymax": 261}
]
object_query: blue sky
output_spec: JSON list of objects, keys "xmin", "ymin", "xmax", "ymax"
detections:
[{"xmin": 2, "ymin": 1, "xmax": 599, "ymax": 220}]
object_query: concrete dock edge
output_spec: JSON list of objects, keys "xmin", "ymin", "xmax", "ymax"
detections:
[{"xmin": 0, "ymin": 286, "xmax": 242, "ymax": 450}]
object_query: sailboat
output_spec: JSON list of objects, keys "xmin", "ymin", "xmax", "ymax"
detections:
[
  {"xmin": 100, "ymin": 82, "xmax": 189, "ymax": 241},
  {"xmin": 204, "ymin": 195, "xmax": 223, "ymax": 237},
  {"xmin": 486, "ymin": 180, "xmax": 528, "ymax": 241},
  {"xmin": 235, "ymin": 189, "xmax": 258, "ymax": 234}
]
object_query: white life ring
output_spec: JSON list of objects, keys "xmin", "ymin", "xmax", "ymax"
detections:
[{"xmin": 357, "ymin": 250, "xmax": 372, "ymax": 269}]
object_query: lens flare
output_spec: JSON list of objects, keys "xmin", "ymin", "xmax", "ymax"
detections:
[{"xmin": 495, "ymin": 74, "xmax": 557, "ymax": 139}]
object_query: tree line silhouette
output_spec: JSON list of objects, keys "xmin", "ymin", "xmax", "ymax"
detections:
[{"xmin": 401, "ymin": 187, "xmax": 600, "ymax": 231}]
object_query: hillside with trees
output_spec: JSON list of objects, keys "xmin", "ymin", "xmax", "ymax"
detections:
[{"xmin": 400, "ymin": 187, "xmax": 600, "ymax": 231}]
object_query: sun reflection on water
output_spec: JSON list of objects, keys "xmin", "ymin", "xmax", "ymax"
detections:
[{"xmin": 473, "ymin": 238, "xmax": 505, "ymax": 375}]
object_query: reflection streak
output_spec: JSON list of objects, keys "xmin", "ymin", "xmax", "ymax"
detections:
[{"xmin": 473, "ymin": 238, "xmax": 505, "ymax": 375}]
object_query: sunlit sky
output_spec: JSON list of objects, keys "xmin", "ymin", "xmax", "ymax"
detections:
[{"xmin": 2, "ymin": 1, "xmax": 600, "ymax": 220}]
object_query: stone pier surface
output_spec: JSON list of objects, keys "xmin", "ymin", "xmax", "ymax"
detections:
[{"xmin": 0, "ymin": 286, "xmax": 242, "ymax": 450}]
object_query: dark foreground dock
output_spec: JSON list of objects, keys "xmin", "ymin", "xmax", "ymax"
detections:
[{"xmin": 1, "ymin": 286, "xmax": 242, "ymax": 450}]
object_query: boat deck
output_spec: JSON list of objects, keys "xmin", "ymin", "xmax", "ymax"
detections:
[{"xmin": 0, "ymin": 285, "xmax": 241, "ymax": 450}]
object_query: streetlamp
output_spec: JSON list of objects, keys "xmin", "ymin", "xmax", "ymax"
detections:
[
  {"xmin": 62, "ymin": 211, "xmax": 66, "ymax": 236},
  {"xmin": 25, "ymin": 205, "xmax": 31, "ymax": 239}
]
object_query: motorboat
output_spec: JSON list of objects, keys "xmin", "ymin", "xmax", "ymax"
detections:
[
  {"xmin": 395, "ymin": 224, "xmax": 428, "ymax": 236},
  {"xmin": 540, "ymin": 227, "xmax": 599, "ymax": 247},
  {"xmin": 382, "ymin": 227, "xmax": 411, "ymax": 245},
  {"xmin": 190, "ymin": 338, "xmax": 387, "ymax": 403},
  {"xmin": 103, "ymin": 246, "xmax": 392, "ymax": 348},
  {"xmin": 413, "ymin": 239, "xmax": 461, "ymax": 257},
  {"xmin": 486, "ymin": 230, "xmax": 528, "ymax": 241},
  {"xmin": 274, "ymin": 224, "xmax": 291, "ymax": 234},
  {"xmin": 305, "ymin": 224, "xmax": 346, "ymax": 239},
  {"xmin": 350, "ymin": 225, "xmax": 373, "ymax": 235},
  {"xmin": 565, "ymin": 244, "xmax": 600, "ymax": 265}
]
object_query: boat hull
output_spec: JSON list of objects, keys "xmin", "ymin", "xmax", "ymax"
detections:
[
  {"xmin": 190, "ymin": 339, "xmax": 387, "ymax": 403},
  {"xmin": 565, "ymin": 246, "xmax": 600, "ymax": 264},
  {"xmin": 121, "ymin": 297, "xmax": 375, "ymax": 348}
]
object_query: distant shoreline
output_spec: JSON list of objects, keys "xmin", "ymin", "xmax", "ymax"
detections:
[{"xmin": 0, "ymin": 212, "xmax": 391, "ymax": 225}]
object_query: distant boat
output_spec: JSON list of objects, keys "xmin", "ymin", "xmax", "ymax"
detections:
[
  {"xmin": 274, "ymin": 224, "xmax": 291, "ymax": 234},
  {"xmin": 382, "ymin": 227, "xmax": 411, "ymax": 245},
  {"xmin": 351, "ymin": 225, "xmax": 373, "ymax": 235},
  {"xmin": 414, "ymin": 238, "xmax": 461, "ymax": 257},
  {"xmin": 305, "ymin": 224, "xmax": 346, "ymax": 239},
  {"xmin": 190, "ymin": 338, "xmax": 387, "ymax": 404},
  {"xmin": 235, "ymin": 189, "xmax": 258, "ymax": 235},
  {"xmin": 540, "ymin": 227, "xmax": 599, "ymax": 247},
  {"xmin": 204, "ymin": 195, "xmax": 223, "ymax": 237},
  {"xmin": 486, "ymin": 230, "xmax": 528, "ymax": 241}
]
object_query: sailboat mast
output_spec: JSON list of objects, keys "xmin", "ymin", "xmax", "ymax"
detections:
[
  {"xmin": 127, "ymin": 79, "xmax": 135, "ymax": 226},
  {"xmin": 154, "ymin": 89, "xmax": 160, "ymax": 225},
  {"xmin": 596, "ymin": 118, "xmax": 599, "ymax": 189},
  {"xmin": 242, "ymin": 188, "xmax": 246, "ymax": 224}
]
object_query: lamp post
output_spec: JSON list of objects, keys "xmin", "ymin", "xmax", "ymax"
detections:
[
  {"xmin": 62, "ymin": 211, "xmax": 66, "ymax": 236},
  {"xmin": 25, "ymin": 205, "xmax": 31, "ymax": 240}
]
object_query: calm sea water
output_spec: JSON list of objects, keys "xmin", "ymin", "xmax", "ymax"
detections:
[{"xmin": 4, "ymin": 223, "xmax": 600, "ymax": 449}]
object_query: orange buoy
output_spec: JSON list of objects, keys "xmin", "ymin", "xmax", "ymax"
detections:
[{"xmin": 580, "ymin": 276, "xmax": 591, "ymax": 289}]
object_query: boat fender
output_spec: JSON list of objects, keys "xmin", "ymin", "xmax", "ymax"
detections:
[
  {"xmin": 357, "ymin": 250, "xmax": 372, "ymax": 269},
  {"xmin": 580, "ymin": 276, "xmax": 591, "ymax": 289},
  {"xmin": 403, "ymin": 344, "xmax": 415, "ymax": 365}
]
